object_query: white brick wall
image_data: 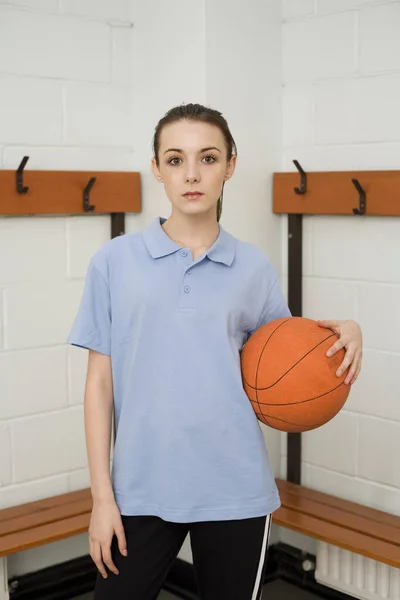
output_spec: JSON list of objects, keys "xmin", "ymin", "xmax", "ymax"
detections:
[
  {"xmin": 0, "ymin": 0, "xmax": 135, "ymax": 517},
  {"xmin": 282, "ymin": 0, "xmax": 400, "ymax": 514}
]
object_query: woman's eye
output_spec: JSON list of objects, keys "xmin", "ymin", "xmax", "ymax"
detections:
[
  {"xmin": 168, "ymin": 157, "xmax": 181, "ymax": 166},
  {"xmin": 167, "ymin": 155, "xmax": 216, "ymax": 166}
]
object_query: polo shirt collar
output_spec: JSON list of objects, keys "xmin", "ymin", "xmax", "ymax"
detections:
[{"xmin": 143, "ymin": 217, "xmax": 236, "ymax": 266}]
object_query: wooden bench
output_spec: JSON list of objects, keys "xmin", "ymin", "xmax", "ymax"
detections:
[
  {"xmin": 274, "ymin": 479, "xmax": 400, "ymax": 569},
  {"xmin": 0, "ymin": 481, "xmax": 399, "ymax": 598}
]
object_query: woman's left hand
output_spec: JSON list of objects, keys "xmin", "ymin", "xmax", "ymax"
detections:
[{"xmin": 316, "ymin": 319, "xmax": 363, "ymax": 386}]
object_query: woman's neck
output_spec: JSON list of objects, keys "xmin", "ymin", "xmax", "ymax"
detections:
[{"xmin": 162, "ymin": 212, "xmax": 220, "ymax": 251}]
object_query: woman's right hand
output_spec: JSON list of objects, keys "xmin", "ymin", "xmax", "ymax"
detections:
[{"xmin": 89, "ymin": 498, "xmax": 128, "ymax": 579}]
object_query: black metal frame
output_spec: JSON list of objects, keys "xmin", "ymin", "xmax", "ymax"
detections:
[
  {"xmin": 111, "ymin": 213, "xmax": 125, "ymax": 239},
  {"xmin": 287, "ymin": 214, "xmax": 303, "ymax": 484}
]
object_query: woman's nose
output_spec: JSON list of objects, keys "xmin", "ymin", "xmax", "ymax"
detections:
[
  {"xmin": 185, "ymin": 174, "xmax": 199, "ymax": 183},
  {"xmin": 184, "ymin": 165, "xmax": 200, "ymax": 184}
]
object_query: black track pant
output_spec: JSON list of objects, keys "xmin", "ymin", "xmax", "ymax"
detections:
[{"xmin": 94, "ymin": 514, "xmax": 271, "ymax": 600}]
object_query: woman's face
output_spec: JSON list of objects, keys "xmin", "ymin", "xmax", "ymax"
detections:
[{"xmin": 152, "ymin": 120, "xmax": 236, "ymax": 219}]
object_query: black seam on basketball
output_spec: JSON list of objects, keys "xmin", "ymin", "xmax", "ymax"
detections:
[
  {"xmin": 255, "ymin": 379, "xmax": 346, "ymax": 406},
  {"xmin": 256, "ymin": 385, "xmax": 347, "ymax": 427},
  {"xmin": 256, "ymin": 412, "xmax": 322, "ymax": 428},
  {"xmin": 254, "ymin": 318, "xmax": 292, "ymax": 416},
  {"xmin": 257, "ymin": 414, "xmax": 274, "ymax": 428},
  {"xmin": 244, "ymin": 331, "xmax": 338, "ymax": 391}
]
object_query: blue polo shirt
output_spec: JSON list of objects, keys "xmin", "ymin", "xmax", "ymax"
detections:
[{"xmin": 68, "ymin": 217, "xmax": 291, "ymax": 523}]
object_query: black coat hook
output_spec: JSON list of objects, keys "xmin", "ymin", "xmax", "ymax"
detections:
[
  {"xmin": 83, "ymin": 177, "xmax": 96, "ymax": 212},
  {"xmin": 293, "ymin": 160, "xmax": 307, "ymax": 194},
  {"xmin": 16, "ymin": 156, "xmax": 29, "ymax": 194},
  {"xmin": 352, "ymin": 178, "xmax": 366, "ymax": 215}
]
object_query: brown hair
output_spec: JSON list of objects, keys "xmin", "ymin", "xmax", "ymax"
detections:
[{"xmin": 152, "ymin": 103, "xmax": 237, "ymax": 222}]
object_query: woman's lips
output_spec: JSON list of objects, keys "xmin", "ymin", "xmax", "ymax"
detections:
[{"xmin": 184, "ymin": 193, "xmax": 203, "ymax": 200}]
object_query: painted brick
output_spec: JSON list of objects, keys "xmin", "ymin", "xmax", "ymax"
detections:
[
  {"xmin": 359, "ymin": 3, "xmax": 400, "ymax": 74},
  {"xmin": 311, "ymin": 216, "xmax": 400, "ymax": 284},
  {"xmin": 283, "ymin": 85, "xmax": 314, "ymax": 147},
  {"xmin": 64, "ymin": 83, "xmax": 134, "ymax": 146},
  {"xmin": 0, "ymin": 8, "xmax": 110, "ymax": 82},
  {"xmin": 302, "ymin": 464, "xmax": 400, "ymax": 515},
  {"xmin": 12, "ymin": 408, "xmax": 86, "ymax": 482},
  {"xmin": 0, "ymin": 475, "xmax": 69, "ymax": 509},
  {"xmin": 0, "ymin": 425, "xmax": 12, "ymax": 486},
  {"xmin": 302, "ymin": 411, "xmax": 358, "ymax": 475},
  {"xmin": 303, "ymin": 277, "xmax": 356, "ymax": 321},
  {"xmin": 283, "ymin": 12, "xmax": 356, "ymax": 83},
  {"xmin": 0, "ymin": 289, "xmax": 4, "ymax": 350},
  {"xmin": 0, "ymin": 217, "xmax": 67, "ymax": 283},
  {"xmin": 315, "ymin": 75, "xmax": 400, "ymax": 144},
  {"xmin": 317, "ymin": 0, "xmax": 388, "ymax": 13},
  {"xmin": 347, "ymin": 349, "xmax": 400, "ymax": 422},
  {"xmin": 66, "ymin": 216, "xmax": 110, "ymax": 279},
  {"xmin": 0, "ymin": 1, "xmax": 58, "ymax": 9},
  {"xmin": 59, "ymin": 0, "xmax": 133, "ymax": 23},
  {"xmin": 0, "ymin": 347, "xmax": 68, "ymax": 419},
  {"xmin": 282, "ymin": 0, "xmax": 315, "ymax": 20},
  {"xmin": 5, "ymin": 280, "xmax": 84, "ymax": 349},
  {"xmin": 112, "ymin": 26, "xmax": 134, "ymax": 84},
  {"xmin": 358, "ymin": 417, "xmax": 400, "ymax": 488},
  {"xmin": 68, "ymin": 468, "xmax": 90, "ymax": 491},
  {"xmin": 3, "ymin": 146, "xmax": 135, "ymax": 171},
  {"xmin": 282, "ymin": 145, "xmax": 354, "ymax": 171},
  {"xmin": 351, "ymin": 143, "xmax": 400, "ymax": 170},
  {"xmin": 357, "ymin": 284, "xmax": 400, "ymax": 353},
  {"xmin": 0, "ymin": 76, "xmax": 62, "ymax": 145}
]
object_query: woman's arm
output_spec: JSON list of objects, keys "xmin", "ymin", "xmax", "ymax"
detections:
[
  {"xmin": 85, "ymin": 349, "xmax": 127, "ymax": 579},
  {"xmin": 85, "ymin": 349, "xmax": 114, "ymax": 503}
]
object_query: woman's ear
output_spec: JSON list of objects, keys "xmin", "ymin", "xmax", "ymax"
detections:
[
  {"xmin": 151, "ymin": 157, "xmax": 163, "ymax": 182},
  {"xmin": 224, "ymin": 155, "xmax": 237, "ymax": 181}
]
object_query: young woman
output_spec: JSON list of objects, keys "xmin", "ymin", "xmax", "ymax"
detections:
[{"xmin": 68, "ymin": 103, "xmax": 363, "ymax": 600}]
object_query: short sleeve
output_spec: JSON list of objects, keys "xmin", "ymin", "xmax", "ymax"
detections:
[
  {"xmin": 67, "ymin": 261, "xmax": 111, "ymax": 356},
  {"xmin": 250, "ymin": 275, "xmax": 292, "ymax": 336}
]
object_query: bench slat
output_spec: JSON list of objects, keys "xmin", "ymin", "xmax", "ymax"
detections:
[
  {"xmin": 0, "ymin": 513, "xmax": 91, "ymax": 557},
  {"xmin": 0, "ymin": 489, "xmax": 91, "ymax": 523},
  {"xmin": 0, "ymin": 497, "xmax": 93, "ymax": 537},
  {"xmin": 273, "ymin": 506, "xmax": 400, "ymax": 569},
  {"xmin": 276, "ymin": 479, "xmax": 400, "ymax": 529},
  {"xmin": 279, "ymin": 488, "xmax": 400, "ymax": 548}
]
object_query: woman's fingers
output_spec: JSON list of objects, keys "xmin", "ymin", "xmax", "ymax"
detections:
[
  {"xmin": 115, "ymin": 524, "xmax": 128, "ymax": 557},
  {"xmin": 336, "ymin": 345, "xmax": 355, "ymax": 379},
  {"xmin": 102, "ymin": 543, "xmax": 119, "ymax": 576},
  {"xmin": 91, "ymin": 540, "xmax": 109, "ymax": 579},
  {"xmin": 327, "ymin": 337, "xmax": 345, "ymax": 358},
  {"xmin": 347, "ymin": 351, "xmax": 362, "ymax": 385}
]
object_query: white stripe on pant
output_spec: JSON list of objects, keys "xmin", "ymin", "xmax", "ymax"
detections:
[{"xmin": 251, "ymin": 514, "xmax": 272, "ymax": 600}]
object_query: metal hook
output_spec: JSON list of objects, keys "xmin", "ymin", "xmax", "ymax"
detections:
[
  {"xmin": 352, "ymin": 178, "xmax": 366, "ymax": 215},
  {"xmin": 83, "ymin": 177, "xmax": 96, "ymax": 212},
  {"xmin": 293, "ymin": 160, "xmax": 307, "ymax": 195},
  {"xmin": 16, "ymin": 156, "xmax": 29, "ymax": 194}
]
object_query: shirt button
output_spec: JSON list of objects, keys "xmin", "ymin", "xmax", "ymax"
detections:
[
  {"xmin": 187, "ymin": 269, "xmax": 192, "ymax": 275},
  {"xmin": 184, "ymin": 285, "xmax": 191, "ymax": 293},
  {"xmin": 180, "ymin": 250, "xmax": 188, "ymax": 257}
]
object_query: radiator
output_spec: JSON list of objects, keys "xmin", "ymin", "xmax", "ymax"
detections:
[{"xmin": 315, "ymin": 542, "xmax": 400, "ymax": 600}]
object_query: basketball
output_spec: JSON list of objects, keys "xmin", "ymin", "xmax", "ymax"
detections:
[{"xmin": 241, "ymin": 317, "xmax": 351, "ymax": 433}]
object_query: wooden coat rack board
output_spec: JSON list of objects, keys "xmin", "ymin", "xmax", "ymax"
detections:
[
  {"xmin": 0, "ymin": 156, "xmax": 141, "ymax": 237},
  {"xmin": 273, "ymin": 162, "xmax": 400, "ymax": 486}
]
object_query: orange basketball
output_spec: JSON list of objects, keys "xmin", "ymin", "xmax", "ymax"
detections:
[{"xmin": 241, "ymin": 317, "xmax": 350, "ymax": 433}]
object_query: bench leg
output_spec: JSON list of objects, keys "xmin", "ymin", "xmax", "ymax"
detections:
[{"xmin": 0, "ymin": 558, "xmax": 9, "ymax": 600}]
